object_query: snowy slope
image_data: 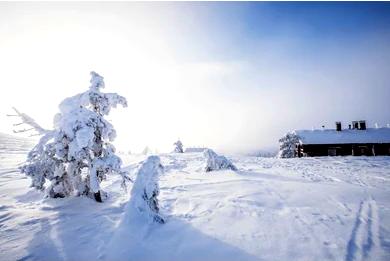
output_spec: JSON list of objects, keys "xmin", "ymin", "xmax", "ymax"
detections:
[{"xmin": 1, "ymin": 134, "xmax": 390, "ymax": 261}]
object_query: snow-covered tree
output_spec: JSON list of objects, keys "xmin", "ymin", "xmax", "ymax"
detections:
[
  {"xmin": 127, "ymin": 155, "xmax": 164, "ymax": 223},
  {"xmin": 21, "ymin": 71, "xmax": 128, "ymax": 202},
  {"xmin": 203, "ymin": 149, "xmax": 237, "ymax": 172},
  {"xmin": 173, "ymin": 140, "xmax": 184, "ymax": 153},
  {"xmin": 278, "ymin": 131, "xmax": 300, "ymax": 158}
]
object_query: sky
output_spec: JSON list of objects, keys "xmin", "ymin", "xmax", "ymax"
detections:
[{"xmin": 0, "ymin": 2, "xmax": 390, "ymax": 154}]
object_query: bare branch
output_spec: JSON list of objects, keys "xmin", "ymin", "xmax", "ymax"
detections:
[
  {"xmin": 13, "ymin": 128, "xmax": 34, "ymax": 133},
  {"xmin": 7, "ymin": 107, "xmax": 50, "ymax": 135}
]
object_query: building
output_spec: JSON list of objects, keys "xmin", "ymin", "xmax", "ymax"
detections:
[{"xmin": 293, "ymin": 121, "xmax": 390, "ymax": 157}]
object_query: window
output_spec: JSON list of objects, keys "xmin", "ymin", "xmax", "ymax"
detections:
[{"xmin": 328, "ymin": 148, "xmax": 337, "ymax": 156}]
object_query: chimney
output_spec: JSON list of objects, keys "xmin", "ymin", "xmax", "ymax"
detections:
[
  {"xmin": 336, "ymin": 122, "xmax": 342, "ymax": 131},
  {"xmin": 359, "ymin": 120, "xmax": 366, "ymax": 130}
]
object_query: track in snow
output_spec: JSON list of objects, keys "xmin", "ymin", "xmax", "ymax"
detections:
[{"xmin": 346, "ymin": 199, "xmax": 381, "ymax": 261}]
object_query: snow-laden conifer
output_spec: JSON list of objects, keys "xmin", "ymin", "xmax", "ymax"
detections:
[
  {"xmin": 126, "ymin": 155, "xmax": 164, "ymax": 223},
  {"xmin": 21, "ymin": 72, "xmax": 128, "ymax": 202},
  {"xmin": 203, "ymin": 149, "xmax": 237, "ymax": 172},
  {"xmin": 173, "ymin": 140, "xmax": 184, "ymax": 153},
  {"xmin": 278, "ymin": 132, "xmax": 300, "ymax": 158}
]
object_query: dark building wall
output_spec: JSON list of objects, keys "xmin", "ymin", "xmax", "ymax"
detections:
[{"xmin": 295, "ymin": 143, "xmax": 390, "ymax": 157}]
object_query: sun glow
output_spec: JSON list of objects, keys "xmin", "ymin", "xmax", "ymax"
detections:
[{"xmin": 0, "ymin": 3, "xmax": 243, "ymax": 153}]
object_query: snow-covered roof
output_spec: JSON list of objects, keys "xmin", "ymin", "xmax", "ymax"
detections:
[{"xmin": 295, "ymin": 128, "xmax": 390, "ymax": 145}]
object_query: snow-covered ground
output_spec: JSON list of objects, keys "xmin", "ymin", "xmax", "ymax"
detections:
[{"xmin": 1, "ymin": 133, "xmax": 390, "ymax": 261}]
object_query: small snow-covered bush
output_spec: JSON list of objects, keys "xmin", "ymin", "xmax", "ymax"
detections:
[
  {"xmin": 203, "ymin": 149, "xmax": 237, "ymax": 172},
  {"xmin": 278, "ymin": 131, "xmax": 300, "ymax": 158},
  {"xmin": 173, "ymin": 140, "xmax": 184, "ymax": 153},
  {"xmin": 21, "ymin": 72, "xmax": 128, "ymax": 202},
  {"xmin": 127, "ymin": 155, "xmax": 164, "ymax": 223},
  {"xmin": 142, "ymin": 146, "xmax": 152, "ymax": 155}
]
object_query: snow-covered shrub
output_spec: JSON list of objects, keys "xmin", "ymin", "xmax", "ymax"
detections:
[
  {"xmin": 21, "ymin": 72, "xmax": 128, "ymax": 202},
  {"xmin": 173, "ymin": 140, "xmax": 184, "ymax": 153},
  {"xmin": 127, "ymin": 155, "xmax": 164, "ymax": 223},
  {"xmin": 278, "ymin": 131, "xmax": 300, "ymax": 158},
  {"xmin": 203, "ymin": 149, "xmax": 237, "ymax": 172},
  {"xmin": 142, "ymin": 146, "xmax": 152, "ymax": 155}
]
